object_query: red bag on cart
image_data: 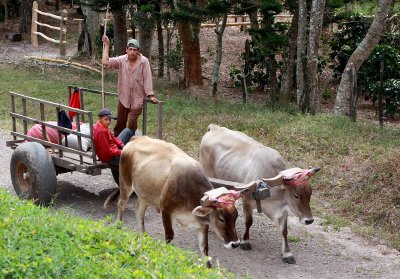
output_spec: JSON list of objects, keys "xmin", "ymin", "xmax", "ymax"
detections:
[{"xmin": 69, "ymin": 89, "xmax": 81, "ymax": 119}]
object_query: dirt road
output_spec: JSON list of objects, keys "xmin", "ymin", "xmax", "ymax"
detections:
[{"xmin": 1, "ymin": 131, "xmax": 399, "ymax": 279}]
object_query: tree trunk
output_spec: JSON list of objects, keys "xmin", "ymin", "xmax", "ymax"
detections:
[
  {"xmin": 138, "ymin": 14, "xmax": 155, "ymax": 63},
  {"xmin": 280, "ymin": 9, "xmax": 298, "ymax": 103},
  {"xmin": 113, "ymin": 8, "xmax": 128, "ymax": 56},
  {"xmin": 177, "ymin": 21, "xmax": 203, "ymax": 87},
  {"xmin": 211, "ymin": 15, "xmax": 227, "ymax": 96},
  {"xmin": 2, "ymin": 0, "xmax": 8, "ymax": 22},
  {"xmin": 334, "ymin": 0, "xmax": 394, "ymax": 116},
  {"xmin": 296, "ymin": 0, "xmax": 307, "ymax": 110},
  {"xmin": 156, "ymin": 1, "xmax": 164, "ymax": 77},
  {"xmin": 164, "ymin": 23, "xmax": 174, "ymax": 81},
  {"xmin": 268, "ymin": 54, "xmax": 278, "ymax": 101},
  {"xmin": 78, "ymin": 23, "xmax": 92, "ymax": 57},
  {"xmin": 55, "ymin": 0, "xmax": 59, "ymax": 12},
  {"xmin": 79, "ymin": 2, "xmax": 101, "ymax": 58},
  {"xmin": 247, "ymin": 8, "xmax": 259, "ymax": 30},
  {"xmin": 263, "ymin": 14, "xmax": 278, "ymax": 101},
  {"xmin": 19, "ymin": 0, "xmax": 33, "ymax": 35},
  {"xmin": 128, "ymin": 5, "xmax": 136, "ymax": 39},
  {"xmin": 172, "ymin": 0, "xmax": 203, "ymax": 87},
  {"xmin": 306, "ymin": 0, "xmax": 326, "ymax": 115}
]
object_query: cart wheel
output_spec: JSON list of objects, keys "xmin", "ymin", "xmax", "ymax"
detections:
[{"xmin": 10, "ymin": 142, "xmax": 57, "ymax": 206}]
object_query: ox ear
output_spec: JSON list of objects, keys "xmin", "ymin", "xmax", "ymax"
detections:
[{"xmin": 192, "ymin": 206, "xmax": 213, "ymax": 217}]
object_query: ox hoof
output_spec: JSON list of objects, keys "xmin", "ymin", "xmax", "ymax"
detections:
[
  {"xmin": 282, "ymin": 256, "xmax": 296, "ymax": 264},
  {"xmin": 240, "ymin": 242, "xmax": 252, "ymax": 251},
  {"xmin": 206, "ymin": 261, "xmax": 212, "ymax": 268}
]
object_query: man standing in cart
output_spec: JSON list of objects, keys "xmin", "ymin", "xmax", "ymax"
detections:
[{"xmin": 102, "ymin": 35, "xmax": 158, "ymax": 137}]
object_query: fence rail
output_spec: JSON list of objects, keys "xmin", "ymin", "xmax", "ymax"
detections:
[{"xmin": 31, "ymin": 0, "xmax": 67, "ymax": 56}]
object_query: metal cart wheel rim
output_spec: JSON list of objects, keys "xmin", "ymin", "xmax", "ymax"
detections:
[{"xmin": 15, "ymin": 160, "xmax": 31, "ymax": 193}]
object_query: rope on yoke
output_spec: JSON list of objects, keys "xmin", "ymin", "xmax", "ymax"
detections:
[
  {"xmin": 202, "ymin": 188, "xmax": 241, "ymax": 208},
  {"xmin": 211, "ymin": 190, "xmax": 241, "ymax": 208},
  {"xmin": 285, "ymin": 169, "xmax": 316, "ymax": 187}
]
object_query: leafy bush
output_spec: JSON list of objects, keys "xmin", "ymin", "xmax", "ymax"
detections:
[
  {"xmin": 229, "ymin": 0, "xmax": 287, "ymax": 94},
  {"xmin": 166, "ymin": 39, "xmax": 183, "ymax": 74},
  {"xmin": 95, "ymin": 23, "xmax": 114, "ymax": 57},
  {"xmin": 228, "ymin": 67, "xmax": 244, "ymax": 88},
  {"xmin": 329, "ymin": 15, "xmax": 400, "ymax": 117},
  {"xmin": 329, "ymin": 14, "xmax": 372, "ymax": 78},
  {"xmin": 360, "ymin": 45, "xmax": 400, "ymax": 116},
  {"xmin": 367, "ymin": 79, "xmax": 400, "ymax": 117},
  {"xmin": 0, "ymin": 189, "xmax": 234, "ymax": 278},
  {"xmin": 361, "ymin": 45, "xmax": 400, "ymax": 84}
]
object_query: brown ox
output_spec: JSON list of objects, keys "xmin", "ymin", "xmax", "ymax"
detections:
[
  {"xmin": 200, "ymin": 124, "xmax": 315, "ymax": 264},
  {"xmin": 104, "ymin": 136, "xmax": 240, "ymax": 267}
]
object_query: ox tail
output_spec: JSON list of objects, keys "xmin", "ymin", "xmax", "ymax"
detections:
[{"xmin": 103, "ymin": 189, "xmax": 120, "ymax": 209}]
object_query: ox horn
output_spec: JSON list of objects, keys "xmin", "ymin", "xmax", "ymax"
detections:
[
  {"xmin": 282, "ymin": 167, "xmax": 321, "ymax": 186},
  {"xmin": 310, "ymin": 167, "xmax": 321, "ymax": 174},
  {"xmin": 200, "ymin": 195, "xmax": 216, "ymax": 207}
]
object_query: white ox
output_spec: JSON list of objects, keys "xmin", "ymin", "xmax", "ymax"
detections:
[
  {"xmin": 200, "ymin": 124, "xmax": 315, "ymax": 264},
  {"xmin": 104, "ymin": 136, "xmax": 241, "ymax": 267}
]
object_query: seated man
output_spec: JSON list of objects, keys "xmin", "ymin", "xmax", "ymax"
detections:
[{"xmin": 93, "ymin": 108, "xmax": 134, "ymax": 185}]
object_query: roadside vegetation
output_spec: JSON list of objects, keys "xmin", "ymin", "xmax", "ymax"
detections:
[
  {"xmin": 0, "ymin": 188, "xmax": 235, "ymax": 278},
  {"xmin": 1, "ymin": 61, "xmax": 399, "ymax": 271}
]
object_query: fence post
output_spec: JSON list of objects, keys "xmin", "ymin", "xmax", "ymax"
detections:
[
  {"xmin": 59, "ymin": 9, "xmax": 67, "ymax": 56},
  {"xmin": 242, "ymin": 39, "xmax": 250, "ymax": 104},
  {"xmin": 379, "ymin": 61, "xmax": 384, "ymax": 128},
  {"xmin": 157, "ymin": 101, "xmax": 163, "ymax": 140},
  {"xmin": 349, "ymin": 63, "xmax": 357, "ymax": 122},
  {"xmin": 31, "ymin": 1, "xmax": 38, "ymax": 47},
  {"xmin": 240, "ymin": 16, "xmax": 246, "ymax": 32}
]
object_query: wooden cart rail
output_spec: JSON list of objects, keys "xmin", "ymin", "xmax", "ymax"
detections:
[
  {"xmin": 9, "ymin": 91, "xmax": 99, "ymax": 169},
  {"xmin": 66, "ymin": 85, "xmax": 164, "ymax": 139},
  {"xmin": 8, "ymin": 86, "xmax": 164, "ymax": 176},
  {"xmin": 7, "ymin": 86, "xmax": 164, "ymax": 205}
]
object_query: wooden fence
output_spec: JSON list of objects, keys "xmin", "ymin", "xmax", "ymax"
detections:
[
  {"xmin": 125, "ymin": 13, "xmax": 293, "ymax": 34},
  {"xmin": 31, "ymin": 1, "xmax": 67, "ymax": 56},
  {"xmin": 0, "ymin": 0, "xmax": 7, "ymax": 22}
]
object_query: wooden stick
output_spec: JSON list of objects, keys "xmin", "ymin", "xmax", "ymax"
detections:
[
  {"xmin": 101, "ymin": 4, "xmax": 110, "ymax": 108},
  {"xmin": 24, "ymin": 56, "xmax": 101, "ymax": 74}
]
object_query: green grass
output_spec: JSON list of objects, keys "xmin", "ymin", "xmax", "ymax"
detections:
[
  {"xmin": 337, "ymin": 1, "xmax": 400, "ymax": 15},
  {"xmin": 0, "ymin": 188, "xmax": 235, "ymax": 278},
  {"xmin": 287, "ymin": 236, "xmax": 301, "ymax": 243},
  {"xmin": 1, "ymin": 63, "xmax": 400, "ymax": 252}
]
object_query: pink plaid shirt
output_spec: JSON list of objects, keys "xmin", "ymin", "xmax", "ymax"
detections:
[{"xmin": 107, "ymin": 54, "xmax": 154, "ymax": 110}]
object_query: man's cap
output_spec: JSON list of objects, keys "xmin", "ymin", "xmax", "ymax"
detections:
[
  {"xmin": 98, "ymin": 108, "xmax": 117, "ymax": 119},
  {"xmin": 127, "ymin": 38, "xmax": 140, "ymax": 49}
]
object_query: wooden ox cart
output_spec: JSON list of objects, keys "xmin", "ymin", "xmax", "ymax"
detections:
[{"xmin": 6, "ymin": 85, "xmax": 163, "ymax": 205}]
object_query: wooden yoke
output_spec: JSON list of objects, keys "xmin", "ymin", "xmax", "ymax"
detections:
[
  {"xmin": 205, "ymin": 167, "xmax": 320, "ymax": 212},
  {"xmin": 200, "ymin": 187, "xmax": 232, "ymax": 207}
]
